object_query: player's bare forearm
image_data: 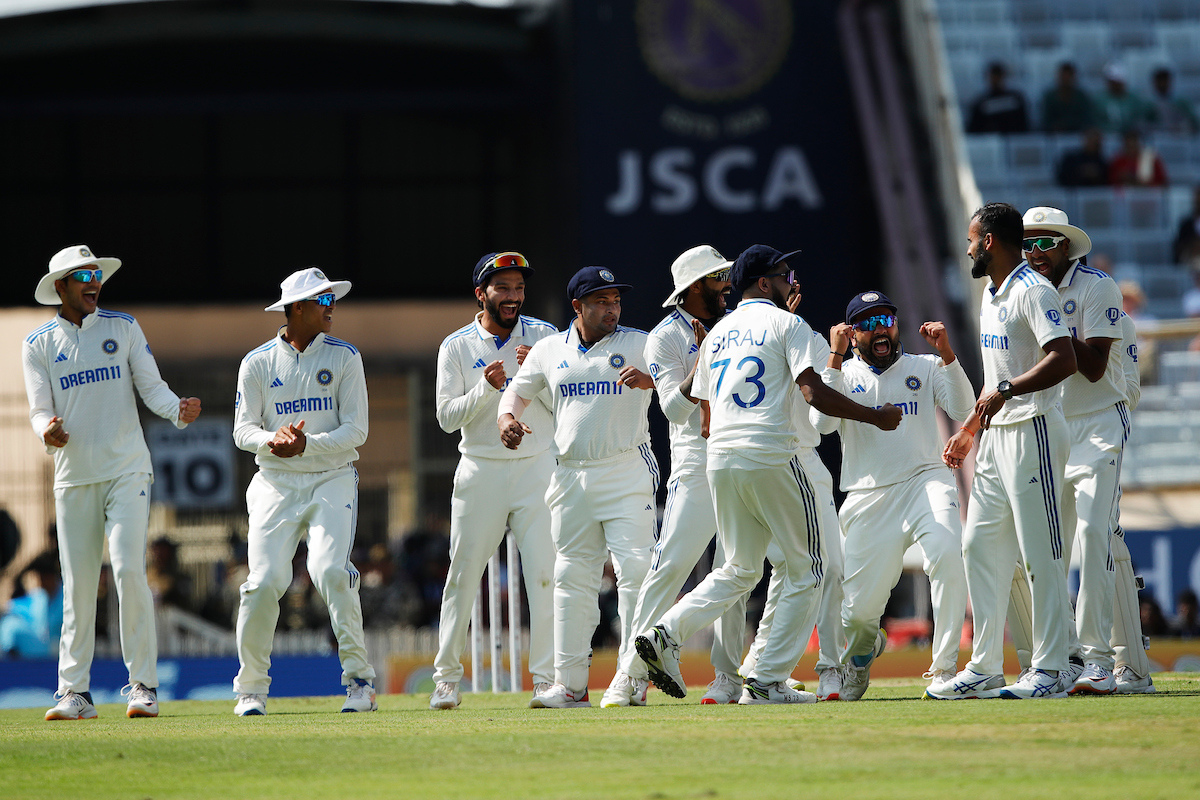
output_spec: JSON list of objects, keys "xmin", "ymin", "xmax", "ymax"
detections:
[
  {"xmin": 1011, "ymin": 337, "xmax": 1078, "ymax": 394},
  {"xmin": 943, "ymin": 428, "xmax": 975, "ymax": 468},
  {"xmin": 798, "ymin": 371, "xmax": 901, "ymax": 430},
  {"xmin": 1072, "ymin": 336, "xmax": 1115, "ymax": 382}
]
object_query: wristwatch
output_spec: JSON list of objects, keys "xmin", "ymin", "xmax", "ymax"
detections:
[{"xmin": 997, "ymin": 380, "xmax": 1014, "ymax": 400}]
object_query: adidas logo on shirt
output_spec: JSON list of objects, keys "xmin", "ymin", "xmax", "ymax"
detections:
[
  {"xmin": 688, "ymin": 344, "xmax": 698, "ymax": 354},
  {"xmin": 54, "ymin": 353, "xmax": 68, "ymax": 363},
  {"xmin": 1028, "ymin": 477, "xmax": 1038, "ymax": 484},
  {"xmin": 345, "ymin": 504, "xmax": 352, "ymax": 509},
  {"xmin": 270, "ymin": 377, "xmax": 284, "ymax": 388},
  {"xmin": 472, "ymin": 359, "xmax": 486, "ymax": 369},
  {"xmin": 557, "ymin": 360, "xmax": 570, "ymax": 369},
  {"xmin": 851, "ymin": 385, "xmax": 866, "ymax": 393}
]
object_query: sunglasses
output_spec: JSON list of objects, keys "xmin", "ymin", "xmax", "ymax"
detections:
[
  {"xmin": 68, "ymin": 269, "xmax": 102, "ymax": 283},
  {"xmin": 853, "ymin": 313, "xmax": 897, "ymax": 332},
  {"xmin": 705, "ymin": 268, "xmax": 732, "ymax": 282},
  {"xmin": 306, "ymin": 293, "xmax": 336, "ymax": 307},
  {"xmin": 1022, "ymin": 235, "xmax": 1067, "ymax": 252},
  {"xmin": 761, "ymin": 269, "xmax": 796, "ymax": 284},
  {"xmin": 485, "ymin": 252, "xmax": 529, "ymax": 271}
]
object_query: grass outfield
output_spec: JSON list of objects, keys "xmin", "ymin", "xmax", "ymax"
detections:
[{"xmin": 2, "ymin": 675, "xmax": 1198, "ymax": 800}]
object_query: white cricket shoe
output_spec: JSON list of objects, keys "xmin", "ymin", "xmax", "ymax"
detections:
[
  {"xmin": 1000, "ymin": 669, "xmax": 1068, "ymax": 699},
  {"xmin": 600, "ymin": 671, "xmax": 648, "ymax": 707},
  {"xmin": 922, "ymin": 668, "xmax": 957, "ymax": 692},
  {"xmin": 700, "ymin": 673, "xmax": 742, "ymax": 705},
  {"xmin": 816, "ymin": 667, "xmax": 844, "ymax": 700},
  {"xmin": 1060, "ymin": 657, "xmax": 1085, "ymax": 689},
  {"xmin": 529, "ymin": 683, "xmax": 591, "ymax": 708},
  {"xmin": 342, "ymin": 678, "xmax": 378, "ymax": 712},
  {"xmin": 430, "ymin": 681, "xmax": 461, "ymax": 710},
  {"xmin": 840, "ymin": 664, "xmax": 870, "ymax": 702},
  {"xmin": 786, "ymin": 679, "xmax": 807, "ymax": 692},
  {"xmin": 528, "ymin": 682, "xmax": 553, "ymax": 708},
  {"xmin": 634, "ymin": 625, "xmax": 687, "ymax": 699},
  {"xmin": 123, "ymin": 683, "xmax": 159, "ymax": 718},
  {"xmin": 1069, "ymin": 662, "xmax": 1116, "ymax": 696},
  {"xmin": 923, "ymin": 669, "xmax": 1005, "ymax": 700},
  {"xmin": 1113, "ymin": 665, "xmax": 1156, "ymax": 694},
  {"xmin": 45, "ymin": 690, "xmax": 98, "ymax": 721},
  {"xmin": 738, "ymin": 679, "xmax": 818, "ymax": 705},
  {"xmin": 235, "ymin": 693, "xmax": 267, "ymax": 716}
]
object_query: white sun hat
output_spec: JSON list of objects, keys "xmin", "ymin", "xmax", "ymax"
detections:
[
  {"xmin": 662, "ymin": 244, "xmax": 732, "ymax": 308},
  {"xmin": 265, "ymin": 267, "xmax": 352, "ymax": 312},
  {"xmin": 1022, "ymin": 207, "xmax": 1092, "ymax": 260},
  {"xmin": 34, "ymin": 244, "xmax": 122, "ymax": 305}
]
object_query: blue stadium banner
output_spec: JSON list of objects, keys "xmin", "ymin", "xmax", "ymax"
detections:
[{"xmin": 574, "ymin": 0, "xmax": 874, "ymax": 331}]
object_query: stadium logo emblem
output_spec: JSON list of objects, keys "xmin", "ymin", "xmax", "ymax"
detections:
[
  {"xmin": 102, "ymin": 339, "xmax": 118, "ymax": 355},
  {"xmin": 861, "ymin": 292, "xmax": 880, "ymax": 302},
  {"xmin": 317, "ymin": 368, "xmax": 333, "ymax": 386},
  {"xmin": 79, "ymin": 247, "xmax": 92, "ymax": 258},
  {"xmin": 609, "ymin": 353, "xmax": 627, "ymax": 369},
  {"xmin": 997, "ymin": 306, "xmax": 1009, "ymax": 322},
  {"xmin": 905, "ymin": 376, "xmax": 921, "ymax": 391},
  {"xmin": 599, "ymin": 269, "xmax": 616, "ymax": 282},
  {"xmin": 636, "ymin": 0, "xmax": 793, "ymax": 102},
  {"xmin": 1063, "ymin": 300, "xmax": 1076, "ymax": 315},
  {"xmin": 1047, "ymin": 309, "xmax": 1061, "ymax": 324}
]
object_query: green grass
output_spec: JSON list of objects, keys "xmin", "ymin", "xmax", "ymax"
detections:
[{"xmin": 3, "ymin": 675, "xmax": 1199, "ymax": 800}]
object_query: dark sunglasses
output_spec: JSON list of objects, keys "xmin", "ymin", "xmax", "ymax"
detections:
[
  {"xmin": 306, "ymin": 293, "xmax": 336, "ymax": 307},
  {"xmin": 761, "ymin": 269, "xmax": 796, "ymax": 284},
  {"xmin": 705, "ymin": 268, "xmax": 732, "ymax": 282},
  {"xmin": 1022, "ymin": 235, "xmax": 1067, "ymax": 252},
  {"xmin": 68, "ymin": 269, "xmax": 102, "ymax": 283},
  {"xmin": 853, "ymin": 313, "xmax": 897, "ymax": 332}
]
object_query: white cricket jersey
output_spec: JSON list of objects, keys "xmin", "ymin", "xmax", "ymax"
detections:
[
  {"xmin": 504, "ymin": 323, "xmax": 652, "ymax": 462},
  {"xmin": 816, "ymin": 352, "xmax": 976, "ymax": 492},
  {"xmin": 436, "ymin": 313, "xmax": 557, "ymax": 459},
  {"xmin": 646, "ymin": 308, "xmax": 708, "ymax": 475},
  {"xmin": 234, "ymin": 331, "xmax": 368, "ymax": 474},
  {"xmin": 1054, "ymin": 261, "xmax": 1127, "ymax": 418},
  {"xmin": 22, "ymin": 309, "xmax": 185, "ymax": 488},
  {"xmin": 693, "ymin": 298, "xmax": 823, "ymax": 469},
  {"xmin": 790, "ymin": 326, "xmax": 832, "ymax": 450},
  {"xmin": 1119, "ymin": 313, "xmax": 1141, "ymax": 410},
  {"xmin": 979, "ymin": 264, "xmax": 1070, "ymax": 425}
]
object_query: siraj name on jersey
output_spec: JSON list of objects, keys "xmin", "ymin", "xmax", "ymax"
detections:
[
  {"xmin": 59, "ymin": 365, "xmax": 121, "ymax": 390},
  {"xmin": 708, "ymin": 327, "xmax": 766, "ymax": 355}
]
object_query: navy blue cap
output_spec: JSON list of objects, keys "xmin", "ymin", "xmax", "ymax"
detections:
[
  {"xmin": 845, "ymin": 290, "xmax": 897, "ymax": 324},
  {"xmin": 567, "ymin": 266, "xmax": 633, "ymax": 301},
  {"xmin": 473, "ymin": 252, "xmax": 534, "ymax": 287},
  {"xmin": 731, "ymin": 245, "xmax": 801, "ymax": 290}
]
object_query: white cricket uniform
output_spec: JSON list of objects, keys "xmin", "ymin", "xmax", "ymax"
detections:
[
  {"xmin": 432, "ymin": 314, "xmax": 558, "ymax": 687},
  {"xmin": 22, "ymin": 308, "xmax": 185, "ymax": 693},
  {"xmin": 739, "ymin": 328, "xmax": 846, "ymax": 679},
  {"xmin": 617, "ymin": 308, "xmax": 745, "ymax": 682},
  {"xmin": 232, "ymin": 331, "xmax": 375, "ymax": 695},
  {"xmin": 1055, "ymin": 261, "xmax": 1128, "ymax": 671},
  {"xmin": 815, "ymin": 351, "xmax": 975, "ymax": 673},
  {"xmin": 503, "ymin": 324, "xmax": 658, "ymax": 692},
  {"xmin": 965, "ymin": 264, "xmax": 1073, "ymax": 676},
  {"xmin": 1110, "ymin": 313, "xmax": 1145, "ymax": 673},
  {"xmin": 657, "ymin": 298, "xmax": 826, "ymax": 685}
]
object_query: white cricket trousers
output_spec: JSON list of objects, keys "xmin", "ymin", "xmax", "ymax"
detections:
[
  {"xmin": 658, "ymin": 457, "xmax": 824, "ymax": 685},
  {"xmin": 964, "ymin": 411, "xmax": 1071, "ymax": 675},
  {"xmin": 839, "ymin": 467, "xmax": 967, "ymax": 673},
  {"xmin": 54, "ymin": 472, "xmax": 156, "ymax": 693},
  {"xmin": 546, "ymin": 446, "xmax": 657, "ymax": 692},
  {"xmin": 235, "ymin": 466, "xmax": 375, "ymax": 695},
  {"xmin": 1060, "ymin": 402, "xmax": 1127, "ymax": 670},
  {"xmin": 739, "ymin": 448, "xmax": 845, "ymax": 677},
  {"xmin": 619, "ymin": 468, "xmax": 744, "ymax": 680},
  {"xmin": 433, "ymin": 451, "xmax": 556, "ymax": 686}
]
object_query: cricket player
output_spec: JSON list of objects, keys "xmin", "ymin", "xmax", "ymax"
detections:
[
  {"xmin": 930, "ymin": 203, "xmax": 1077, "ymax": 701},
  {"xmin": 232, "ymin": 267, "xmax": 376, "ymax": 716},
  {"xmin": 499, "ymin": 266, "xmax": 658, "ymax": 708},
  {"xmin": 813, "ymin": 291, "xmax": 975, "ymax": 700},
  {"xmin": 636, "ymin": 245, "xmax": 901, "ymax": 705},
  {"xmin": 601, "ymin": 244, "xmax": 742, "ymax": 707},
  {"xmin": 22, "ymin": 244, "xmax": 202, "ymax": 721},
  {"xmin": 429, "ymin": 252, "xmax": 558, "ymax": 710}
]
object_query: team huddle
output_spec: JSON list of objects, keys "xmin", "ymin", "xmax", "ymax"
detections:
[{"xmin": 19, "ymin": 198, "xmax": 1152, "ymax": 720}]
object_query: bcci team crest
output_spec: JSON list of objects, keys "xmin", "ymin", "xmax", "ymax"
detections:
[
  {"xmin": 317, "ymin": 368, "xmax": 333, "ymax": 386},
  {"xmin": 102, "ymin": 339, "xmax": 118, "ymax": 355},
  {"xmin": 905, "ymin": 376, "xmax": 921, "ymax": 391},
  {"xmin": 609, "ymin": 353, "xmax": 627, "ymax": 369},
  {"xmin": 997, "ymin": 306, "xmax": 1009, "ymax": 322},
  {"xmin": 314, "ymin": 270, "xmax": 327, "ymax": 280},
  {"xmin": 861, "ymin": 292, "xmax": 880, "ymax": 302},
  {"xmin": 1063, "ymin": 300, "xmax": 1077, "ymax": 315},
  {"xmin": 79, "ymin": 247, "xmax": 92, "ymax": 258},
  {"xmin": 599, "ymin": 269, "xmax": 616, "ymax": 282}
]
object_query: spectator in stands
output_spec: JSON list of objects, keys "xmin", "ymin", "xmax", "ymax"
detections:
[
  {"xmin": 0, "ymin": 550, "xmax": 63, "ymax": 660},
  {"xmin": 1172, "ymin": 589, "xmax": 1200, "ymax": 638},
  {"xmin": 1109, "ymin": 129, "xmax": 1168, "ymax": 187},
  {"xmin": 1040, "ymin": 62, "xmax": 1096, "ymax": 133},
  {"xmin": 967, "ymin": 62, "xmax": 1030, "ymax": 134},
  {"xmin": 1183, "ymin": 268, "xmax": 1200, "ymax": 318},
  {"xmin": 1146, "ymin": 67, "xmax": 1199, "ymax": 136},
  {"xmin": 1172, "ymin": 185, "xmax": 1200, "ymax": 265},
  {"xmin": 1096, "ymin": 63, "xmax": 1149, "ymax": 134},
  {"xmin": 1119, "ymin": 280, "xmax": 1153, "ymax": 322},
  {"xmin": 146, "ymin": 536, "xmax": 194, "ymax": 613},
  {"xmin": 1139, "ymin": 595, "xmax": 1170, "ymax": 636},
  {"xmin": 1057, "ymin": 128, "xmax": 1109, "ymax": 187}
]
